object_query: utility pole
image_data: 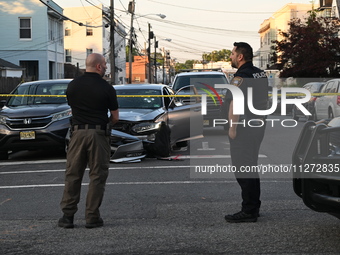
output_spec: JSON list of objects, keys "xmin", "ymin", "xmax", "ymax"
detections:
[
  {"xmin": 110, "ymin": 0, "xmax": 115, "ymax": 85},
  {"xmin": 148, "ymin": 23, "xmax": 153, "ymax": 83},
  {"xmin": 128, "ymin": 0, "xmax": 135, "ymax": 84},
  {"xmin": 166, "ymin": 50, "xmax": 171, "ymax": 84},
  {"xmin": 154, "ymin": 36, "xmax": 158, "ymax": 84},
  {"xmin": 162, "ymin": 48, "xmax": 165, "ymax": 84}
]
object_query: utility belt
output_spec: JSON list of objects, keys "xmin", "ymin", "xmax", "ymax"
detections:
[{"xmin": 72, "ymin": 124, "xmax": 111, "ymax": 135}]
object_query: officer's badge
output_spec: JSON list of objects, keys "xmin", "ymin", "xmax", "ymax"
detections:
[{"xmin": 231, "ymin": 77, "xmax": 243, "ymax": 87}]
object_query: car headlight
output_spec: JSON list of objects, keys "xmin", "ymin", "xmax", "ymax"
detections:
[
  {"xmin": 0, "ymin": 115, "xmax": 7, "ymax": 125},
  {"xmin": 132, "ymin": 122, "xmax": 162, "ymax": 134},
  {"xmin": 51, "ymin": 109, "xmax": 72, "ymax": 122}
]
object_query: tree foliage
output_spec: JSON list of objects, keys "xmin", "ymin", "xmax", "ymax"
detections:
[
  {"xmin": 272, "ymin": 13, "xmax": 340, "ymax": 78},
  {"xmin": 202, "ymin": 49, "xmax": 231, "ymax": 62},
  {"xmin": 125, "ymin": 46, "xmax": 139, "ymax": 62},
  {"xmin": 174, "ymin": 60, "xmax": 197, "ymax": 72}
]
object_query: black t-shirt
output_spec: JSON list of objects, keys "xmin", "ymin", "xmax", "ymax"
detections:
[
  {"xmin": 66, "ymin": 72, "xmax": 118, "ymax": 126},
  {"xmin": 225, "ymin": 61, "xmax": 268, "ymax": 119}
]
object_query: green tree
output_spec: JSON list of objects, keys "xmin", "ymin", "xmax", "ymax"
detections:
[
  {"xmin": 272, "ymin": 13, "xmax": 340, "ymax": 78},
  {"xmin": 202, "ymin": 49, "xmax": 231, "ymax": 62},
  {"xmin": 125, "ymin": 46, "xmax": 139, "ymax": 62},
  {"xmin": 174, "ymin": 60, "xmax": 196, "ymax": 72}
]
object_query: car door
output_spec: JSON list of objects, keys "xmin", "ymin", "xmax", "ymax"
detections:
[
  {"xmin": 165, "ymin": 87, "xmax": 203, "ymax": 145},
  {"xmin": 316, "ymin": 81, "xmax": 333, "ymax": 119},
  {"xmin": 330, "ymin": 80, "xmax": 340, "ymax": 117}
]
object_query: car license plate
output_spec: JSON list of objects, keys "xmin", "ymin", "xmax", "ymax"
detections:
[
  {"xmin": 20, "ymin": 131, "xmax": 35, "ymax": 140},
  {"xmin": 203, "ymin": 120, "xmax": 209, "ymax": 126}
]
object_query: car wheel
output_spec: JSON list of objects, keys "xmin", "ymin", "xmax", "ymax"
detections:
[
  {"xmin": 328, "ymin": 108, "xmax": 334, "ymax": 119},
  {"xmin": 291, "ymin": 106, "xmax": 299, "ymax": 121},
  {"xmin": 0, "ymin": 151, "xmax": 9, "ymax": 160},
  {"xmin": 145, "ymin": 123, "xmax": 171, "ymax": 157}
]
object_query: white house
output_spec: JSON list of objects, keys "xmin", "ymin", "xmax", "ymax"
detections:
[
  {"xmin": 64, "ymin": 5, "xmax": 127, "ymax": 84},
  {"xmin": 257, "ymin": 3, "xmax": 315, "ymax": 71},
  {"xmin": 318, "ymin": 0, "xmax": 340, "ymax": 18},
  {"xmin": 0, "ymin": 0, "xmax": 65, "ymax": 80},
  {"xmin": 0, "ymin": 58, "xmax": 25, "ymax": 78}
]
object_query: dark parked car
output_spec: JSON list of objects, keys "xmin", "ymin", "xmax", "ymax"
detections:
[
  {"xmin": 291, "ymin": 82, "xmax": 325, "ymax": 121},
  {"xmin": 113, "ymin": 84, "xmax": 203, "ymax": 157},
  {"xmin": 0, "ymin": 79, "xmax": 72, "ymax": 160},
  {"xmin": 171, "ymin": 71, "xmax": 229, "ymax": 127},
  {"xmin": 292, "ymin": 118, "xmax": 340, "ymax": 219},
  {"xmin": 0, "ymin": 79, "xmax": 147, "ymax": 162}
]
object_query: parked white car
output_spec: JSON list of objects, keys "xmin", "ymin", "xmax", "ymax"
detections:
[{"xmin": 314, "ymin": 79, "xmax": 340, "ymax": 120}]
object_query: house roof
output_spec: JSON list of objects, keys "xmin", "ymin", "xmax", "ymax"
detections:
[{"xmin": 0, "ymin": 58, "xmax": 22, "ymax": 69}]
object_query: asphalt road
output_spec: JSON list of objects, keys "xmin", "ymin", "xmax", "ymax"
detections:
[{"xmin": 1, "ymin": 116, "xmax": 340, "ymax": 254}]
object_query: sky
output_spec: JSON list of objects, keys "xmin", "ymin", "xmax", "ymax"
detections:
[{"xmin": 52, "ymin": 0, "xmax": 315, "ymax": 62}]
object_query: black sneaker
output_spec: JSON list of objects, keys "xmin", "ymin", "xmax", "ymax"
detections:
[
  {"xmin": 225, "ymin": 211, "xmax": 258, "ymax": 223},
  {"xmin": 85, "ymin": 217, "xmax": 104, "ymax": 229},
  {"xmin": 58, "ymin": 215, "xmax": 74, "ymax": 228}
]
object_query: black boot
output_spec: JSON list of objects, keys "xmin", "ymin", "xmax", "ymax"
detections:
[{"xmin": 58, "ymin": 215, "xmax": 74, "ymax": 228}]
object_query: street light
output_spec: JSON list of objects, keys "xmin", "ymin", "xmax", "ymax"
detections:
[
  {"xmin": 135, "ymin": 13, "xmax": 166, "ymax": 19},
  {"xmin": 128, "ymin": 8, "xmax": 166, "ymax": 84}
]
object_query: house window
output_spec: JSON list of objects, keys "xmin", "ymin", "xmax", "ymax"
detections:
[
  {"xmin": 86, "ymin": 22, "xmax": 93, "ymax": 36},
  {"xmin": 19, "ymin": 18, "xmax": 31, "ymax": 39},
  {"xmin": 65, "ymin": 27, "xmax": 71, "ymax": 36},
  {"xmin": 48, "ymin": 17, "xmax": 55, "ymax": 41},
  {"xmin": 65, "ymin": 49, "xmax": 72, "ymax": 63},
  {"xmin": 86, "ymin": 48, "xmax": 93, "ymax": 57}
]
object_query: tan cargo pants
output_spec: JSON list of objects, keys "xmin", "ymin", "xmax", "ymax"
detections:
[{"xmin": 60, "ymin": 127, "xmax": 110, "ymax": 223}]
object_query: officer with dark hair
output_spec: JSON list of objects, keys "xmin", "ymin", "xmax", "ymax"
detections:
[{"xmin": 224, "ymin": 42, "xmax": 268, "ymax": 223}]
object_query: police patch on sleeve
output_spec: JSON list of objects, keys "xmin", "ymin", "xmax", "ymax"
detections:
[{"xmin": 231, "ymin": 76, "xmax": 243, "ymax": 87}]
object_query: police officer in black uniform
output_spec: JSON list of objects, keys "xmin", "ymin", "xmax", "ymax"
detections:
[
  {"xmin": 58, "ymin": 53, "xmax": 119, "ymax": 229},
  {"xmin": 224, "ymin": 42, "xmax": 268, "ymax": 223}
]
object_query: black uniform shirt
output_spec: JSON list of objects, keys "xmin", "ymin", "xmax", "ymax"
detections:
[
  {"xmin": 225, "ymin": 61, "xmax": 268, "ymax": 119},
  {"xmin": 67, "ymin": 72, "xmax": 118, "ymax": 126}
]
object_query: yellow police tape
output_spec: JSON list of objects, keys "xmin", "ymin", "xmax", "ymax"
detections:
[{"xmin": 1, "ymin": 93, "xmax": 340, "ymax": 98}]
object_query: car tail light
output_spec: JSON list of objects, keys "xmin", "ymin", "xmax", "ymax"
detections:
[
  {"xmin": 337, "ymin": 96, "xmax": 340, "ymax": 106},
  {"xmin": 311, "ymin": 96, "xmax": 317, "ymax": 102}
]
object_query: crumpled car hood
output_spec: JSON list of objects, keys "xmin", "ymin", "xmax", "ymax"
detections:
[{"xmin": 118, "ymin": 108, "xmax": 164, "ymax": 122}]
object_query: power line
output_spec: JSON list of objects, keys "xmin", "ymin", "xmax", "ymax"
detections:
[
  {"xmin": 39, "ymin": 0, "xmax": 107, "ymax": 28},
  {"xmin": 146, "ymin": 0, "xmax": 313, "ymax": 15}
]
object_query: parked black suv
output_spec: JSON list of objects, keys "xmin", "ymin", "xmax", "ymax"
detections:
[
  {"xmin": 0, "ymin": 79, "xmax": 72, "ymax": 159},
  {"xmin": 171, "ymin": 71, "xmax": 229, "ymax": 127},
  {"xmin": 292, "ymin": 118, "xmax": 340, "ymax": 219}
]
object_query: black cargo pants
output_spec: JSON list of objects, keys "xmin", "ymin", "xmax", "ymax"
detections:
[{"xmin": 229, "ymin": 120, "xmax": 266, "ymax": 214}]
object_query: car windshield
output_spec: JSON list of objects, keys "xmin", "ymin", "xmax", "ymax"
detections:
[
  {"xmin": 173, "ymin": 74, "xmax": 228, "ymax": 91},
  {"xmin": 7, "ymin": 83, "xmax": 68, "ymax": 106},
  {"xmin": 116, "ymin": 89, "xmax": 163, "ymax": 109},
  {"xmin": 312, "ymin": 83, "xmax": 325, "ymax": 93}
]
